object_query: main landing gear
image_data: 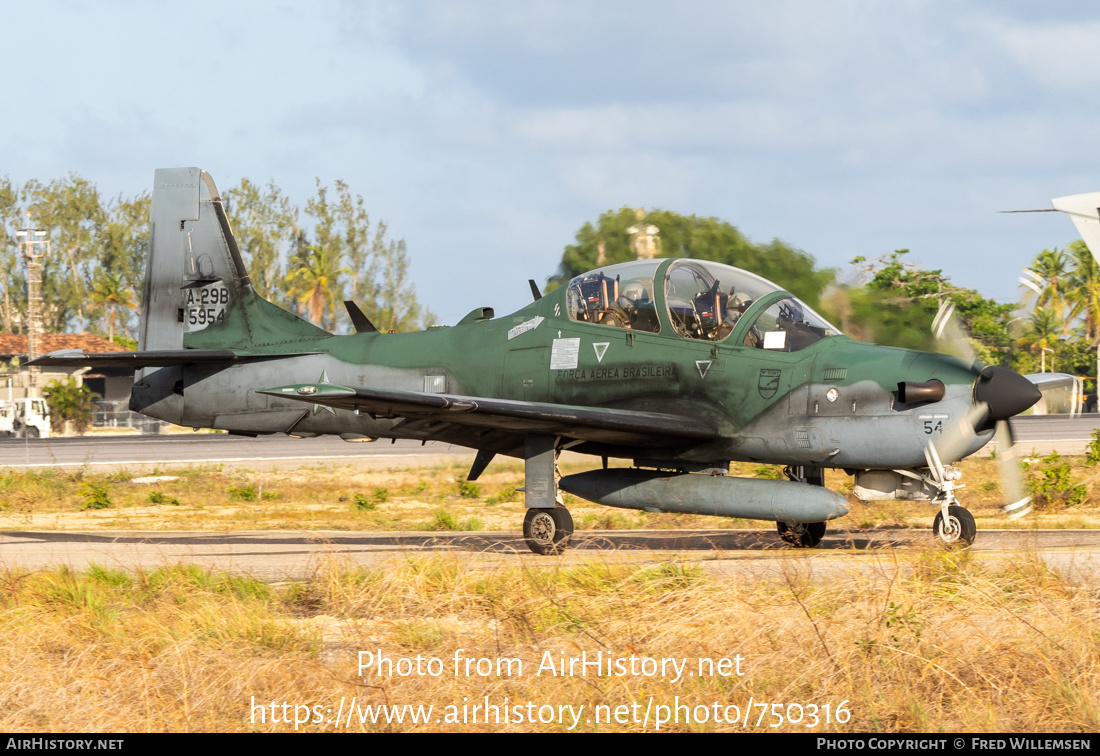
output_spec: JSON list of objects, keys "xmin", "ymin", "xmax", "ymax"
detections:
[
  {"xmin": 778, "ymin": 465, "xmax": 828, "ymax": 548},
  {"xmin": 776, "ymin": 521, "xmax": 826, "ymax": 548},
  {"xmin": 523, "ymin": 506, "xmax": 574, "ymax": 555},
  {"xmin": 520, "ymin": 434, "xmax": 575, "ymax": 555}
]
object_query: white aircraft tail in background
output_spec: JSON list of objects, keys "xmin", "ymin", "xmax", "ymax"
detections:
[{"xmin": 1052, "ymin": 191, "xmax": 1100, "ymax": 264}]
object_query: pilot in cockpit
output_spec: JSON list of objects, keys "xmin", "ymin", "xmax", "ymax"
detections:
[
  {"xmin": 618, "ymin": 283, "xmax": 644, "ymax": 313},
  {"xmin": 717, "ymin": 294, "xmax": 752, "ymax": 342}
]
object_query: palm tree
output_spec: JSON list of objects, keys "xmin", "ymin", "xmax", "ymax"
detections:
[
  {"xmin": 283, "ymin": 245, "xmax": 348, "ymax": 330},
  {"xmin": 1067, "ymin": 240, "xmax": 1100, "ymax": 342},
  {"xmin": 88, "ymin": 270, "xmax": 139, "ymax": 342},
  {"xmin": 1066, "ymin": 239, "xmax": 1100, "ymax": 395},
  {"xmin": 1024, "ymin": 306, "xmax": 1061, "ymax": 371},
  {"xmin": 1025, "ymin": 248, "xmax": 1073, "ymax": 332}
]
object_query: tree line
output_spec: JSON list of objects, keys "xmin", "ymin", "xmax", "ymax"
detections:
[
  {"xmin": 2, "ymin": 174, "xmax": 1095, "ymax": 388},
  {"xmin": 0, "ymin": 173, "xmax": 434, "ymax": 345}
]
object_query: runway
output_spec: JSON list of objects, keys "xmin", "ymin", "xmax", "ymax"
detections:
[
  {"xmin": 1008, "ymin": 414, "xmax": 1100, "ymax": 455},
  {"xmin": 0, "ymin": 434, "xmax": 473, "ymax": 470},
  {"xmin": 2, "ymin": 430, "xmax": 1099, "ymax": 587},
  {"xmin": 0, "ymin": 413, "xmax": 1095, "ymax": 472},
  {"xmin": 2, "ymin": 528, "xmax": 1098, "ymax": 585}
]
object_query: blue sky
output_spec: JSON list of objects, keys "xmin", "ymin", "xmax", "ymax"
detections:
[{"xmin": 3, "ymin": 1, "xmax": 1099, "ymax": 325}]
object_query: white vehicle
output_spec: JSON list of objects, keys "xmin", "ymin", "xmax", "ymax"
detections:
[
  {"xmin": 0, "ymin": 398, "xmax": 51, "ymax": 438},
  {"xmin": 0, "ymin": 402, "xmax": 13, "ymax": 436}
]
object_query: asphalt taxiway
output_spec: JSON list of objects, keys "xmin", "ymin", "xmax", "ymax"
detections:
[
  {"xmin": 0, "ymin": 435, "xmax": 472, "ymax": 470},
  {"xmin": 2, "ymin": 528, "xmax": 1097, "ymax": 585}
]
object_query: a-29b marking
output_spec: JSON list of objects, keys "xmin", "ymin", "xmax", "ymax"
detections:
[
  {"xmin": 186, "ymin": 286, "xmax": 230, "ymax": 307},
  {"xmin": 183, "ymin": 283, "xmax": 230, "ymax": 330}
]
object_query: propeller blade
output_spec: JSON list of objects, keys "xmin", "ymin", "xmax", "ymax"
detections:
[
  {"xmin": 932, "ymin": 401, "xmax": 989, "ymax": 464},
  {"xmin": 931, "ymin": 300, "xmax": 975, "ymax": 361},
  {"xmin": 932, "ymin": 301, "xmax": 955, "ymax": 340},
  {"xmin": 995, "ymin": 419, "xmax": 1033, "ymax": 520}
]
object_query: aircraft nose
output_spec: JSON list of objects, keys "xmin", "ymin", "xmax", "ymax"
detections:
[{"xmin": 974, "ymin": 365, "xmax": 1042, "ymax": 421}]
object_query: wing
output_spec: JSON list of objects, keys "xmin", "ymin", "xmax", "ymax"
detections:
[
  {"xmin": 258, "ymin": 381, "xmax": 722, "ymax": 448},
  {"xmin": 1024, "ymin": 372, "xmax": 1079, "ymax": 392},
  {"xmin": 1024, "ymin": 372, "xmax": 1083, "ymax": 417},
  {"xmin": 28, "ymin": 349, "xmax": 322, "ymax": 369}
]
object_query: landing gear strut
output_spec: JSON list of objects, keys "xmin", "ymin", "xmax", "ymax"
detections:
[
  {"xmin": 521, "ymin": 434, "xmax": 574, "ymax": 555},
  {"xmin": 523, "ymin": 507, "xmax": 573, "ymax": 555},
  {"xmin": 921, "ymin": 450, "xmax": 977, "ymax": 546}
]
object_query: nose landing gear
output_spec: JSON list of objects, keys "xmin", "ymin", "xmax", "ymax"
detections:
[{"xmin": 932, "ymin": 504, "xmax": 976, "ymax": 546}]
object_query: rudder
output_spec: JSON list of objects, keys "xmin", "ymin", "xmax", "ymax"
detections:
[{"xmin": 138, "ymin": 168, "xmax": 328, "ymax": 353}]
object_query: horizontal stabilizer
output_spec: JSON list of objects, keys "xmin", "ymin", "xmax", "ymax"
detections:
[
  {"xmin": 28, "ymin": 348, "xmax": 320, "ymax": 369},
  {"xmin": 258, "ymin": 381, "xmax": 722, "ymax": 447}
]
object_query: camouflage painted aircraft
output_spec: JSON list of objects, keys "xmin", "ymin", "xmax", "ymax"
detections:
[{"xmin": 34, "ymin": 168, "xmax": 1058, "ymax": 554}]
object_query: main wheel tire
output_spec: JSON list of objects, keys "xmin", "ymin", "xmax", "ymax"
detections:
[
  {"xmin": 552, "ymin": 506, "xmax": 574, "ymax": 539},
  {"xmin": 933, "ymin": 505, "xmax": 976, "ymax": 546},
  {"xmin": 777, "ymin": 521, "xmax": 826, "ymax": 548},
  {"xmin": 524, "ymin": 507, "xmax": 573, "ymax": 555}
]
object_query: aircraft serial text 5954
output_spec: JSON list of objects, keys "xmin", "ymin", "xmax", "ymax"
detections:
[{"xmin": 34, "ymin": 168, "xmax": 1055, "ymax": 554}]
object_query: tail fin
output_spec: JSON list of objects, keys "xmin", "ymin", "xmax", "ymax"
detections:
[
  {"xmin": 139, "ymin": 167, "xmax": 329, "ymax": 353},
  {"xmin": 1051, "ymin": 192, "xmax": 1100, "ymax": 262}
]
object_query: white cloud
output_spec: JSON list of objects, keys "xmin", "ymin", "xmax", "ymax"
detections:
[{"xmin": 986, "ymin": 18, "xmax": 1100, "ymax": 92}]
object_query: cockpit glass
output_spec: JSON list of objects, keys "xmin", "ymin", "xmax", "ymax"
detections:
[
  {"xmin": 663, "ymin": 259, "xmax": 780, "ymax": 342},
  {"xmin": 744, "ymin": 296, "xmax": 841, "ymax": 351},
  {"xmin": 566, "ymin": 260, "xmax": 662, "ymax": 333}
]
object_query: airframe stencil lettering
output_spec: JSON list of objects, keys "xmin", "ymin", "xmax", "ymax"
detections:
[
  {"xmin": 550, "ymin": 338, "xmax": 581, "ymax": 370},
  {"xmin": 182, "ymin": 280, "xmax": 229, "ymax": 332},
  {"xmin": 507, "ymin": 316, "xmax": 544, "ymax": 340},
  {"xmin": 593, "ymin": 342, "xmax": 609, "ymax": 362},
  {"xmin": 555, "ymin": 364, "xmax": 676, "ymax": 382}
]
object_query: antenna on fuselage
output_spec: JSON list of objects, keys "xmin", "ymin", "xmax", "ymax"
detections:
[
  {"xmin": 344, "ymin": 301, "xmax": 378, "ymax": 333},
  {"xmin": 528, "ymin": 279, "xmax": 543, "ymax": 301}
]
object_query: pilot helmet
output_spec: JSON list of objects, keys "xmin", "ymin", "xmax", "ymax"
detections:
[
  {"xmin": 618, "ymin": 283, "xmax": 645, "ymax": 308},
  {"xmin": 725, "ymin": 295, "xmax": 746, "ymax": 320}
]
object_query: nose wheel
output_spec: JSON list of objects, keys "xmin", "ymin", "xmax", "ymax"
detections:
[
  {"xmin": 933, "ymin": 505, "xmax": 976, "ymax": 546},
  {"xmin": 523, "ymin": 507, "xmax": 574, "ymax": 555}
]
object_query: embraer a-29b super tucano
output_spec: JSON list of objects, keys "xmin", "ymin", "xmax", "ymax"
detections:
[{"xmin": 34, "ymin": 168, "xmax": 1057, "ymax": 554}]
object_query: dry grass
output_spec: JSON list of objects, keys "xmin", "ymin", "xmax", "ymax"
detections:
[
  {"xmin": 0, "ymin": 549, "xmax": 1096, "ymax": 732},
  {"xmin": 0, "ymin": 460, "xmax": 762, "ymax": 533},
  {"xmin": 2, "ymin": 456, "xmax": 1100, "ymax": 534}
]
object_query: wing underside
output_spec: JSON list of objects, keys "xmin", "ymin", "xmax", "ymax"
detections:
[
  {"xmin": 258, "ymin": 382, "xmax": 722, "ymax": 449},
  {"xmin": 28, "ymin": 349, "xmax": 320, "ymax": 369}
]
